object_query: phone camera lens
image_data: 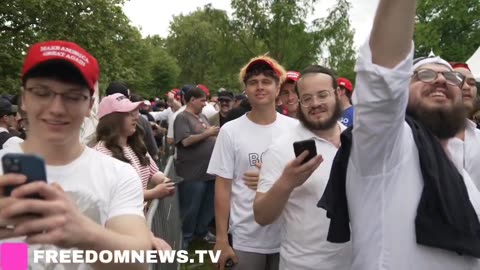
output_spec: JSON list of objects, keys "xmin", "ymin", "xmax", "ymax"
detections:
[
  {"xmin": 3, "ymin": 158, "xmax": 11, "ymax": 167},
  {"xmin": 10, "ymin": 164, "xmax": 20, "ymax": 172}
]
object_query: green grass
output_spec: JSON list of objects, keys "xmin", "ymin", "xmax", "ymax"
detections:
[{"xmin": 179, "ymin": 239, "xmax": 216, "ymax": 270}]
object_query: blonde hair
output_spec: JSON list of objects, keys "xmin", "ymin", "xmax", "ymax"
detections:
[{"xmin": 239, "ymin": 55, "xmax": 287, "ymax": 85}]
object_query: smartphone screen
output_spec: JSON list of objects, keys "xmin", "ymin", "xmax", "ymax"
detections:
[
  {"xmin": 293, "ymin": 139, "xmax": 317, "ymax": 164},
  {"xmin": 2, "ymin": 154, "xmax": 47, "ymax": 198}
]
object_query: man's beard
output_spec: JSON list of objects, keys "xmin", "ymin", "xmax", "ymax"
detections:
[
  {"xmin": 407, "ymin": 101, "xmax": 466, "ymax": 139},
  {"xmin": 298, "ymin": 97, "xmax": 343, "ymax": 131}
]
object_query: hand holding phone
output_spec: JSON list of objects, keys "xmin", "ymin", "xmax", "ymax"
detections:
[
  {"xmin": 293, "ymin": 139, "xmax": 317, "ymax": 164},
  {"xmin": 2, "ymin": 154, "xmax": 47, "ymax": 199}
]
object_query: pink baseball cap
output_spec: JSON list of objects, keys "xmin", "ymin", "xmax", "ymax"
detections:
[
  {"xmin": 98, "ymin": 93, "xmax": 145, "ymax": 119},
  {"xmin": 22, "ymin": 40, "xmax": 99, "ymax": 93}
]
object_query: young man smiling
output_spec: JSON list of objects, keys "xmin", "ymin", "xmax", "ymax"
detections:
[
  {"xmin": 207, "ymin": 56, "xmax": 297, "ymax": 270},
  {"xmin": 0, "ymin": 41, "xmax": 151, "ymax": 270}
]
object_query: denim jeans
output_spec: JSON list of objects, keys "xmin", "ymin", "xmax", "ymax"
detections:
[{"xmin": 178, "ymin": 179, "xmax": 215, "ymax": 249}]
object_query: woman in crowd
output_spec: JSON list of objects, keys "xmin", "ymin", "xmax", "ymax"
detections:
[
  {"xmin": 94, "ymin": 93, "xmax": 175, "ymax": 202},
  {"xmin": 94, "ymin": 93, "xmax": 174, "ymax": 250}
]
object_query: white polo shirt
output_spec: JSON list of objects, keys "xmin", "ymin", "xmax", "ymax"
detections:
[
  {"xmin": 448, "ymin": 119, "xmax": 480, "ymax": 190},
  {"xmin": 257, "ymin": 122, "xmax": 352, "ymax": 270},
  {"xmin": 347, "ymin": 41, "xmax": 480, "ymax": 270}
]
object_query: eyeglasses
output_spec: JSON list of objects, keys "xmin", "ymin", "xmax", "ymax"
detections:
[
  {"xmin": 299, "ymin": 90, "xmax": 333, "ymax": 107},
  {"xmin": 25, "ymin": 86, "xmax": 90, "ymax": 105},
  {"xmin": 413, "ymin": 69, "xmax": 465, "ymax": 87}
]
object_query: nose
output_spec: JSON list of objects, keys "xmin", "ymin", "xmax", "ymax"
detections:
[
  {"xmin": 434, "ymin": 72, "xmax": 448, "ymax": 85},
  {"xmin": 48, "ymin": 94, "xmax": 67, "ymax": 115},
  {"xmin": 462, "ymin": 82, "xmax": 471, "ymax": 92}
]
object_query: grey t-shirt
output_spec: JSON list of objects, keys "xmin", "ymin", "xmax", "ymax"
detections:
[{"xmin": 174, "ymin": 111, "xmax": 216, "ymax": 181}]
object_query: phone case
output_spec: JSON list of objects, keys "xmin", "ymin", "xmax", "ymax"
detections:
[
  {"xmin": 293, "ymin": 139, "xmax": 317, "ymax": 164},
  {"xmin": 2, "ymin": 154, "xmax": 47, "ymax": 197}
]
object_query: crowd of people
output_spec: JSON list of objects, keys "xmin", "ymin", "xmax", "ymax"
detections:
[{"xmin": 0, "ymin": 0, "xmax": 479, "ymax": 269}]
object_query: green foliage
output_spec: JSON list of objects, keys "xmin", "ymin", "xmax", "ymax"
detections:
[
  {"xmin": 316, "ymin": 0, "xmax": 356, "ymax": 83},
  {"xmin": 415, "ymin": 0, "xmax": 480, "ymax": 61},
  {"xmin": 165, "ymin": 0, "xmax": 357, "ymax": 92},
  {"xmin": 0, "ymin": 0, "xmax": 180, "ymax": 98}
]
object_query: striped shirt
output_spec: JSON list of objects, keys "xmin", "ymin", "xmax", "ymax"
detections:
[{"xmin": 93, "ymin": 141, "xmax": 159, "ymax": 189}]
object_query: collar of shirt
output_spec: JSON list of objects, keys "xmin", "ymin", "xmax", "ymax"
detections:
[{"xmin": 295, "ymin": 121, "xmax": 346, "ymax": 146}]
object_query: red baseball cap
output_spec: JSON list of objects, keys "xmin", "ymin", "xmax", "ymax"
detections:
[
  {"xmin": 165, "ymin": 88, "xmax": 181, "ymax": 101},
  {"xmin": 337, "ymin": 77, "xmax": 353, "ymax": 92},
  {"xmin": 246, "ymin": 59, "xmax": 282, "ymax": 78},
  {"xmin": 197, "ymin": 84, "xmax": 210, "ymax": 96},
  {"xmin": 285, "ymin": 71, "xmax": 300, "ymax": 82},
  {"xmin": 450, "ymin": 62, "xmax": 471, "ymax": 71},
  {"xmin": 22, "ymin": 40, "xmax": 99, "ymax": 93}
]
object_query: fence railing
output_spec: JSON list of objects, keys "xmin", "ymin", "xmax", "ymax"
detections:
[{"xmin": 147, "ymin": 155, "xmax": 183, "ymax": 270}]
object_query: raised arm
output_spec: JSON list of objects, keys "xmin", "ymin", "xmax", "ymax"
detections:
[
  {"xmin": 370, "ymin": 0, "xmax": 416, "ymax": 68},
  {"xmin": 352, "ymin": 0, "xmax": 417, "ymax": 176}
]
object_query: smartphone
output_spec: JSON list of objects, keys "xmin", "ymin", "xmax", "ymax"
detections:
[
  {"xmin": 2, "ymin": 154, "xmax": 47, "ymax": 198},
  {"xmin": 293, "ymin": 139, "xmax": 317, "ymax": 164}
]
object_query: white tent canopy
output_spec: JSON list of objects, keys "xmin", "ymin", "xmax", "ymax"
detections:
[{"xmin": 466, "ymin": 46, "xmax": 480, "ymax": 79}]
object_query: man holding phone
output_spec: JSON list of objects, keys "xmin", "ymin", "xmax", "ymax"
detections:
[
  {"xmin": 253, "ymin": 65, "xmax": 352, "ymax": 270},
  {"xmin": 0, "ymin": 41, "xmax": 151, "ymax": 270}
]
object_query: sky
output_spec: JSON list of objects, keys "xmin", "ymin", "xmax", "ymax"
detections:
[{"xmin": 123, "ymin": 0, "xmax": 380, "ymax": 48}]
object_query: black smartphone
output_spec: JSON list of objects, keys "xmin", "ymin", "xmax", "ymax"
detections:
[
  {"xmin": 2, "ymin": 154, "xmax": 47, "ymax": 198},
  {"xmin": 293, "ymin": 139, "xmax": 317, "ymax": 164}
]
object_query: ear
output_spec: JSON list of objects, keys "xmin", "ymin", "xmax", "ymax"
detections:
[
  {"xmin": 275, "ymin": 84, "xmax": 281, "ymax": 98},
  {"xmin": 336, "ymin": 87, "xmax": 345, "ymax": 97},
  {"xmin": 20, "ymin": 87, "xmax": 27, "ymax": 112},
  {"xmin": 86, "ymin": 97, "xmax": 94, "ymax": 117}
]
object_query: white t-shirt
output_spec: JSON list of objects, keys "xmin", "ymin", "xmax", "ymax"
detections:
[
  {"xmin": 0, "ymin": 127, "xmax": 24, "ymax": 149},
  {"xmin": 167, "ymin": 105, "xmax": 219, "ymax": 139},
  {"xmin": 347, "ymin": 41, "xmax": 480, "ymax": 270},
  {"xmin": 448, "ymin": 119, "xmax": 480, "ymax": 190},
  {"xmin": 167, "ymin": 106, "xmax": 186, "ymax": 139},
  {"xmin": 258, "ymin": 122, "xmax": 352, "ymax": 270},
  {"xmin": 0, "ymin": 143, "xmax": 145, "ymax": 270},
  {"xmin": 202, "ymin": 103, "xmax": 218, "ymax": 119},
  {"xmin": 207, "ymin": 113, "xmax": 298, "ymax": 253},
  {"xmin": 150, "ymin": 107, "xmax": 173, "ymax": 122}
]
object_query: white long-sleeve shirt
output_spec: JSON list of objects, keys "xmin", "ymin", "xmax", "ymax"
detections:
[
  {"xmin": 448, "ymin": 119, "xmax": 480, "ymax": 190},
  {"xmin": 346, "ymin": 41, "xmax": 480, "ymax": 270}
]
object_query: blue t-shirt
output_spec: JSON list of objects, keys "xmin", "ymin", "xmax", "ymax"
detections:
[{"xmin": 340, "ymin": 106, "xmax": 354, "ymax": 127}]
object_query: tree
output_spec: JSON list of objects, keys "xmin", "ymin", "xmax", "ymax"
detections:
[
  {"xmin": 166, "ymin": 1, "xmax": 357, "ymax": 92},
  {"xmin": 229, "ymin": 0, "xmax": 324, "ymax": 70},
  {"xmin": 141, "ymin": 36, "xmax": 181, "ymax": 98},
  {"xmin": 317, "ymin": 0, "xmax": 356, "ymax": 83},
  {"xmin": 415, "ymin": 0, "xmax": 480, "ymax": 61},
  {"xmin": 166, "ymin": 5, "xmax": 249, "ymax": 93},
  {"xmin": 0, "ymin": 0, "xmax": 180, "ymax": 97}
]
